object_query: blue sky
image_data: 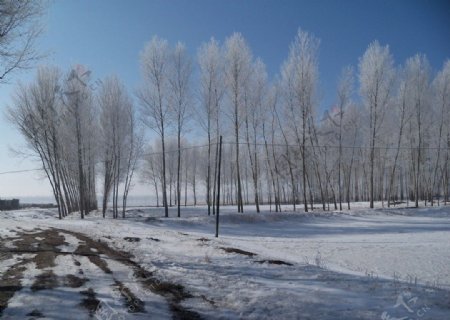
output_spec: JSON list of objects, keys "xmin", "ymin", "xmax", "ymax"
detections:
[{"xmin": 0, "ymin": 0, "xmax": 449, "ymax": 197}]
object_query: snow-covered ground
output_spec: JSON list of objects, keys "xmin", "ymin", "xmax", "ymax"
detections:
[{"xmin": 1, "ymin": 203, "xmax": 449, "ymax": 319}]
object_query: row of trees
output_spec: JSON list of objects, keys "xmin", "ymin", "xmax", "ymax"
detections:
[
  {"xmin": 8, "ymin": 66, "xmax": 142, "ymax": 219},
  {"xmin": 7, "ymin": 28, "xmax": 450, "ymax": 218},
  {"xmin": 137, "ymin": 30, "xmax": 450, "ymax": 214}
]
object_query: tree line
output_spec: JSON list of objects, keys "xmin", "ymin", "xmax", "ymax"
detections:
[{"xmin": 7, "ymin": 28, "xmax": 450, "ymax": 218}]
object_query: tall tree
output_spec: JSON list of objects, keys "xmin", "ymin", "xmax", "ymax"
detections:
[
  {"xmin": 197, "ymin": 38, "xmax": 224, "ymax": 215},
  {"xmin": 431, "ymin": 61, "xmax": 450, "ymax": 205},
  {"xmin": 359, "ymin": 41, "xmax": 394, "ymax": 208},
  {"xmin": 336, "ymin": 66, "xmax": 354, "ymax": 210},
  {"xmin": 245, "ymin": 59, "xmax": 267, "ymax": 213},
  {"xmin": 169, "ymin": 42, "xmax": 192, "ymax": 218},
  {"xmin": 281, "ymin": 29, "xmax": 320, "ymax": 212},
  {"xmin": 7, "ymin": 66, "xmax": 68, "ymax": 218},
  {"xmin": 404, "ymin": 54, "xmax": 431, "ymax": 207},
  {"xmin": 387, "ymin": 65, "xmax": 410, "ymax": 207},
  {"xmin": 98, "ymin": 76, "xmax": 137, "ymax": 218},
  {"xmin": 62, "ymin": 65, "xmax": 98, "ymax": 218},
  {"xmin": 9, "ymin": 65, "xmax": 99, "ymax": 219},
  {"xmin": 224, "ymin": 33, "xmax": 253, "ymax": 213},
  {"xmin": 122, "ymin": 99, "xmax": 143, "ymax": 217},
  {"xmin": 137, "ymin": 36, "xmax": 171, "ymax": 217}
]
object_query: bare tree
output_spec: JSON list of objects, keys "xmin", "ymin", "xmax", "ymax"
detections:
[
  {"xmin": 224, "ymin": 33, "xmax": 253, "ymax": 213},
  {"xmin": 342, "ymin": 104, "xmax": 362, "ymax": 209},
  {"xmin": 122, "ymin": 102, "xmax": 143, "ymax": 217},
  {"xmin": 431, "ymin": 61, "xmax": 450, "ymax": 205},
  {"xmin": 62, "ymin": 65, "xmax": 98, "ymax": 218},
  {"xmin": 387, "ymin": 65, "xmax": 410, "ymax": 207},
  {"xmin": 264, "ymin": 86, "xmax": 283, "ymax": 212},
  {"xmin": 244, "ymin": 58, "xmax": 267, "ymax": 213},
  {"xmin": 1, "ymin": 1, "xmax": 47, "ymax": 197},
  {"xmin": 137, "ymin": 36, "xmax": 171, "ymax": 217},
  {"xmin": 7, "ymin": 66, "xmax": 68, "ymax": 218},
  {"xmin": 280, "ymin": 29, "xmax": 320, "ymax": 212},
  {"xmin": 169, "ymin": 42, "xmax": 192, "ymax": 217},
  {"xmin": 197, "ymin": 37, "xmax": 224, "ymax": 215},
  {"xmin": 0, "ymin": 0, "xmax": 46, "ymax": 82},
  {"xmin": 141, "ymin": 143, "xmax": 163, "ymax": 207},
  {"xmin": 404, "ymin": 54, "xmax": 431, "ymax": 207},
  {"xmin": 8, "ymin": 65, "xmax": 98, "ymax": 219},
  {"xmin": 359, "ymin": 41, "xmax": 394, "ymax": 208},
  {"xmin": 98, "ymin": 76, "xmax": 138, "ymax": 218},
  {"xmin": 336, "ymin": 66, "xmax": 354, "ymax": 210}
]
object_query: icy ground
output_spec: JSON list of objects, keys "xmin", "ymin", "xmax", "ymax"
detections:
[{"xmin": 1, "ymin": 203, "xmax": 450, "ymax": 319}]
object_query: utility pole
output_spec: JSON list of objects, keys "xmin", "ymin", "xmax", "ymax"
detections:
[{"xmin": 215, "ymin": 136, "xmax": 223, "ymax": 238}]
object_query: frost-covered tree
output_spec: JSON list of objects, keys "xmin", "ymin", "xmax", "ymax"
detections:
[
  {"xmin": 137, "ymin": 36, "xmax": 171, "ymax": 217},
  {"xmin": 10, "ymin": 28, "xmax": 450, "ymax": 215},
  {"xmin": 169, "ymin": 42, "xmax": 192, "ymax": 217},
  {"xmin": 403, "ymin": 55, "xmax": 431, "ymax": 207},
  {"xmin": 62, "ymin": 65, "xmax": 98, "ymax": 218},
  {"xmin": 121, "ymin": 98, "xmax": 143, "ymax": 217},
  {"xmin": 386, "ymin": 64, "xmax": 411, "ymax": 207},
  {"xmin": 197, "ymin": 37, "xmax": 224, "ymax": 215},
  {"xmin": 98, "ymin": 76, "xmax": 140, "ymax": 218},
  {"xmin": 263, "ymin": 85, "xmax": 283, "ymax": 212},
  {"xmin": 7, "ymin": 66, "xmax": 67, "ymax": 218},
  {"xmin": 280, "ymin": 29, "xmax": 320, "ymax": 212},
  {"xmin": 431, "ymin": 61, "xmax": 450, "ymax": 205},
  {"xmin": 8, "ymin": 65, "xmax": 98, "ymax": 219},
  {"xmin": 342, "ymin": 104, "xmax": 362, "ymax": 209},
  {"xmin": 245, "ymin": 58, "xmax": 267, "ymax": 212},
  {"xmin": 359, "ymin": 41, "xmax": 395, "ymax": 208},
  {"xmin": 336, "ymin": 66, "xmax": 354, "ymax": 210},
  {"xmin": 141, "ymin": 143, "xmax": 162, "ymax": 207},
  {"xmin": 224, "ymin": 33, "xmax": 253, "ymax": 213}
]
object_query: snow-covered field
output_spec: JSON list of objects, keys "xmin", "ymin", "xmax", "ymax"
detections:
[{"xmin": 1, "ymin": 203, "xmax": 450, "ymax": 319}]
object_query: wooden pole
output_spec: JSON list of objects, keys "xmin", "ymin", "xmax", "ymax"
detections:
[{"xmin": 215, "ymin": 136, "xmax": 223, "ymax": 238}]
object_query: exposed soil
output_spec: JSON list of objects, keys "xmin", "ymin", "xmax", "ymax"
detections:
[
  {"xmin": 79, "ymin": 288, "xmax": 100, "ymax": 315},
  {"xmin": 170, "ymin": 303, "xmax": 203, "ymax": 320},
  {"xmin": 124, "ymin": 236, "xmax": 141, "ymax": 242},
  {"xmin": 114, "ymin": 280, "xmax": 145, "ymax": 313},
  {"xmin": 0, "ymin": 259, "xmax": 30, "ymax": 313},
  {"xmin": 220, "ymin": 246, "xmax": 257, "ymax": 257},
  {"xmin": 26, "ymin": 309, "xmax": 44, "ymax": 317},
  {"xmin": 31, "ymin": 270, "xmax": 59, "ymax": 291},
  {"xmin": 64, "ymin": 274, "xmax": 88, "ymax": 288},
  {"xmin": 255, "ymin": 259, "xmax": 293, "ymax": 266}
]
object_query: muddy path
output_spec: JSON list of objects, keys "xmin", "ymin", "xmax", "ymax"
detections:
[{"xmin": 0, "ymin": 227, "xmax": 203, "ymax": 319}]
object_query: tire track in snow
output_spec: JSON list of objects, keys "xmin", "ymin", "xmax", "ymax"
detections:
[{"xmin": 0, "ymin": 227, "xmax": 203, "ymax": 319}]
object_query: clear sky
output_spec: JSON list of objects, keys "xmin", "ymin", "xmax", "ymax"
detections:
[{"xmin": 0, "ymin": 0, "xmax": 449, "ymax": 198}]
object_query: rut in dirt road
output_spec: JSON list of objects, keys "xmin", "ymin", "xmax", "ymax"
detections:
[{"xmin": 0, "ymin": 227, "xmax": 203, "ymax": 320}]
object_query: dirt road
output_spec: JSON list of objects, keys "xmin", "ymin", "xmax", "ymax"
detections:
[{"xmin": 0, "ymin": 227, "xmax": 202, "ymax": 319}]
